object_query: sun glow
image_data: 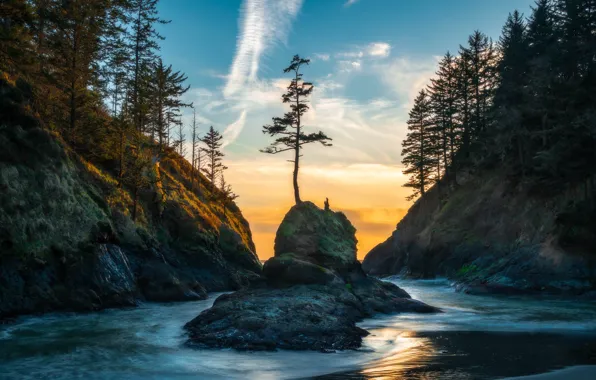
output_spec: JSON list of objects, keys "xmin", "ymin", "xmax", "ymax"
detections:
[{"xmin": 225, "ymin": 159, "xmax": 412, "ymax": 259}]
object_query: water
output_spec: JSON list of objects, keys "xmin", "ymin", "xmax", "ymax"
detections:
[{"xmin": 1, "ymin": 278, "xmax": 596, "ymax": 379}]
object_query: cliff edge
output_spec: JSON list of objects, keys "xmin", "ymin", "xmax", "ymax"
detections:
[
  {"xmin": 0, "ymin": 76, "xmax": 261, "ymax": 318},
  {"xmin": 362, "ymin": 169, "xmax": 596, "ymax": 296}
]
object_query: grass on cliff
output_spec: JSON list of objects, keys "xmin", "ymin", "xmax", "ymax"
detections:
[{"xmin": 0, "ymin": 74, "xmax": 256, "ymax": 261}]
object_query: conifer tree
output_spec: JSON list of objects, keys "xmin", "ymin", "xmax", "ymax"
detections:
[
  {"xmin": 261, "ymin": 55, "xmax": 332, "ymax": 204},
  {"xmin": 0, "ymin": 0, "xmax": 34, "ymax": 76},
  {"xmin": 201, "ymin": 126, "xmax": 227, "ymax": 191},
  {"xmin": 176, "ymin": 121, "xmax": 186, "ymax": 156},
  {"xmin": 149, "ymin": 58, "xmax": 190, "ymax": 149},
  {"xmin": 190, "ymin": 108, "xmax": 200, "ymax": 190},
  {"xmin": 493, "ymin": 10, "xmax": 529, "ymax": 173},
  {"xmin": 402, "ymin": 90, "xmax": 436, "ymax": 200},
  {"xmin": 47, "ymin": 0, "xmax": 110, "ymax": 147},
  {"xmin": 126, "ymin": 0, "xmax": 168, "ymax": 133},
  {"xmin": 428, "ymin": 52, "xmax": 460, "ymax": 185},
  {"xmin": 218, "ymin": 174, "xmax": 238, "ymax": 215}
]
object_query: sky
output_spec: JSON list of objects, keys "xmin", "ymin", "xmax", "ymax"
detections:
[{"xmin": 156, "ymin": 0, "xmax": 535, "ymax": 260}]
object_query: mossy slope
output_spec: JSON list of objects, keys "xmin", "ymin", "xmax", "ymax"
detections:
[
  {"xmin": 0, "ymin": 77, "xmax": 261, "ymax": 318},
  {"xmin": 362, "ymin": 169, "xmax": 596, "ymax": 295}
]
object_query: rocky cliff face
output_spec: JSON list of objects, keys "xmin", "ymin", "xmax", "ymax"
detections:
[
  {"xmin": 0, "ymin": 77, "xmax": 261, "ymax": 319},
  {"xmin": 362, "ymin": 169, "xmax": 596, "ymax": 295}
]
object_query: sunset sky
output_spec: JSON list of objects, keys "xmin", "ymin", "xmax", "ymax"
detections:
[{"xmin": 157, "ymin": 0, "xmax": 534, "ymax": 259}]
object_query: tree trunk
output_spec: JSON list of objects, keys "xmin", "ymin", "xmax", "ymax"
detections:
[
  {"xmin": 132, "ymin": 186, "xmax": 138, "ymax": 222},
  {"xmin": 293, "ymin": 144, "xmax": 301, "ymax": 204},
  {"xmin": 118, "ymin": 127, "xmax": 124, "ymax": 187},
  {"xmin": 293, "ymin": 70, "xmax": 302, "ymax": 205},
  {"xmin": 69, "ymin": 29, "xmax": 78, "ymax": 148}
]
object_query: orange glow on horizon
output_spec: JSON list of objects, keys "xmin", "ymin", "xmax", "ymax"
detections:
[{"xmin": 226, "ymin": 159, "xmax": 412, "ymax": 260}]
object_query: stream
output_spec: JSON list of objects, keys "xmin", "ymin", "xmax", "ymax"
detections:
[{"xmin": 1, "ymin": 278, "xmax": 596, "ymax": 379}]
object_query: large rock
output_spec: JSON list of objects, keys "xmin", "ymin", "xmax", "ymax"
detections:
[
  {"xmin": 274, "ymin": 201, "xmax": 358, "ymax": 272},
  {"xmin": 185, "ymin": 283, "xmax": 437, "ymax": 351},
  {"xmin": 262, "ymin": 253, "xmax": 343, "ymax": 287},
  {"xmin": 185, "ymin": 202, "xmax": 440, "ymax": 351}
]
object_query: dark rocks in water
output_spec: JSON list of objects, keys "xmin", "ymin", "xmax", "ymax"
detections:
[
  {"xmin": 136, "ymin": 260, "xmax": 207, "ymax": 302},
  {"xmin": 185, "ymin": 283, "xmax": 437, "ymax": 351},
  {"xmin": 186, "ymin": 285, "xmax": 368, "ymax": 351},
  {"xmin": 185, "ymin": 201, "xmax": 439, "ymax": 351}
]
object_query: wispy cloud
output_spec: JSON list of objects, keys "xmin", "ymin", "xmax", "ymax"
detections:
[
  {"xmin": 344, "ymin": 0, "xmax": 360, "ymax": 7},
  {"xmin": 313, "ymin": 53, "xmax": 331, "ymax": 61},
  {"xmin": 222, "ymin": 110, "xmax": 247, "ymax": 148},
  {"xmin": 367, "ymin": 42, "xmax": 391, "ymax": 57},
  {"xmin": 222, "ymin": 0, "xmax": 303, "ymax": 148}
]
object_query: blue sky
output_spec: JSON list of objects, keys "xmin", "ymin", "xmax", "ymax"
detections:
[{"xmin": 155, "ymin": 0, "xmax": 536, "ymax": 258}]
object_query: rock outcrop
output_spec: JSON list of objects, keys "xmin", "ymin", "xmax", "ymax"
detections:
[
  {"xmin": 185, "ymin": 202, "xmax": 439, "ymax": 351},
  {"xmin": 362, "ymin": 170, "xmax": 596, "ymax": 296},
  {"xmin": 0, "ymin": 77, "xmax": 261, "ymax": 319}
]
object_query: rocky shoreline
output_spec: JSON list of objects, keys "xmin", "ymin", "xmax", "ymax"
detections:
[{"xmin": 184, "ymin": 202, "xmax": 439, "ymax": 351}]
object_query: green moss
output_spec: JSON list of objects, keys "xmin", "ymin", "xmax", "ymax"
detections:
[{"xmin": 457, "ymin": 263, "xmax": 479, "ymax": 278}]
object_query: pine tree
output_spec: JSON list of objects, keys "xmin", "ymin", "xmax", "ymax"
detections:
[
  {"xmin": 218, "ymin": 174, "xmax": 238, "ymax": 216},
  {"xmin": 402, "ymin": 90, "xmax": 436, "ymax": 200},
  {"xmin": 126, "ymin": 0, "xmax": 168, "ymax": 133},
  {"xmin": 428, "ymin": 52, "xmax": 460, "ymax": 185},
  {"xmin": 493, "ymin": 10, "xmax": 530, "ymax": 173},
  {"xmin": 149, "ymin": 58, "xmax": 190, "ymax": 149},
  {"xmin": 525, "ymin": 0, "xmax": 557, "ymax": 151},
  {"xmin": 261, "ymin": 55, "xmax": 332, "ymax": 204},
  {"xmin": 176, "ymin": 121, "xmax": 186, "ymax": 156},
  {"xmin": 201, "ymin": 126, "xmax": 227, "ymax": 192},
  {"xmin": 0, "ymin": 0, "xmax": 34, "ymax": 76},
  {"xmin": 535, "ymin": 0, "xmax": 596, "ymax": 193},
  {"xmin": 46, "ymin": 0, "xmax": 110, "ymax": 148},
  {"xmin": 190, "ymin": 108, "xmax": 200, "ymax": 191}
]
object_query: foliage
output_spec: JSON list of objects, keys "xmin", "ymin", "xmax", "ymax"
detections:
[
  {"xmin": 457, "ymin": 263, "xmax": 479, "ymax": 278},
  {"xmin": 261, "ymin": 55, "xmax": 332, "ymax": 204},
  {"xmin": 401, "ymin": 0, "xmax": 596, "ymax": 209}
]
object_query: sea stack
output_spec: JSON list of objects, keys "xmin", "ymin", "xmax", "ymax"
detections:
[{"xmin": 184, "ymin": 202, "xmax": 439, "ymax": 351}]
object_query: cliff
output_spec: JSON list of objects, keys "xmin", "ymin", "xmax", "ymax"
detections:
[
  {"xmin": 0, "ymin": 76, "xmax": 261, "ymax": 318},
  {"xmin": 362, "ymin": 169, "xmax": 596, "ymax": 295}
]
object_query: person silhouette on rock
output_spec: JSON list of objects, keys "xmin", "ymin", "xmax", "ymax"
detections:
[{"xmin": 324, "ymin": 197, "xmax": 330, "ymax": 211}]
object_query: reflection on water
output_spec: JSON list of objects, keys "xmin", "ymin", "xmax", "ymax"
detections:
[
  {"xmin": 359, "ymin": 331, "xmax": 435, "ymax": 379},
  {"xmin": 1, "ymin": 279, "xmax": 596, "ymax": 379}
]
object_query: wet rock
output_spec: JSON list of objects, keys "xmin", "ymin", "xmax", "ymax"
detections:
[
  {"xmin": 185, "ymin": 202, "xmax": 439, "ymax": 351},
  {"xmin": 137, "ymin": 260, "xmax": 207, "ymax": 302},
  {"xmin": 263, "ymin": 253, "xmax": 343, "ymax": 286},
  {"xmin": 274, "ymin": 201, "xmax": 358, "ymax": 273}
]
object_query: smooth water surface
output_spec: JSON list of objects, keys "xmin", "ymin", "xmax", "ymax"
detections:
[{"xmin": 1, "ymin": 278, "xmax": 596, "ymax": 379}]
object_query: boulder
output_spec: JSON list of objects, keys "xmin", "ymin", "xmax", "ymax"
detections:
[
  {"xmin": 262, "ymin": 253, "xmax": 343, "ymax": 287},
  {"xmin": 274, "ymin": 201, "xmax": 358, "ymax": 273}
]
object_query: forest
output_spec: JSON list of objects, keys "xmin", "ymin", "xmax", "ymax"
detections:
[
  {"xmin": 401, "ymin": 0, "xmax": 596, "ymax": 204},
  {"xmin": 0, "ymin": 0, "xmax": 236, "ymax": 220}
]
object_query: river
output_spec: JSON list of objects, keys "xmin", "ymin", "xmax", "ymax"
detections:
[{"xmin": 1, "ymin": 278, "xmax": 596, "ymax": 379}]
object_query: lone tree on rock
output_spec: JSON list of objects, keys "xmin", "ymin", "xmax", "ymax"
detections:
[{"xmin": 261, "ymin": 55, "xmax": 332, "ymax": 205}]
